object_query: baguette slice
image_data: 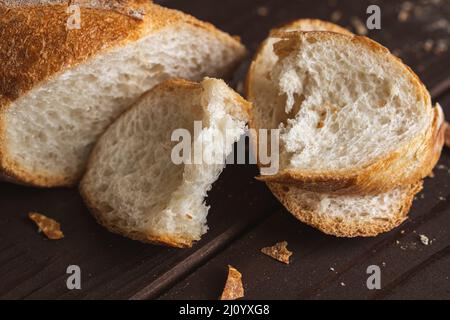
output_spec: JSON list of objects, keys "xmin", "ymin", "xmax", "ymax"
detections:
[
  {"xmin": 247, "ymin": 23, "xmax": 439, "ymax": 195},
  {"xmin": 248, "ymin": 20, "xmax": 446, "ymax": 237},
  {"xmin": 80, "ymin": 78, "xmax": 250, "ymax": 248},
  {"xmin": 0, "ymin": 1, "xmax": 246, "ymax": 187}
]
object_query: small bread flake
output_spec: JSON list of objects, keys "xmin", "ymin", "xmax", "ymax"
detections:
[
  {"xmin": 29, "ymin": 212, "xmax": 64, "ymax": 240},
  {"xmin": 419, "ymin": 234, "xmax": 430, "ymax": 246},
  {"xmin": 261, "ymin": 241, "xmax": 293, "ymax": 265},
  {"xmin": 423, "ymin": 39, "xmax": 434, "ymax": 52},
  {"xmin": 256, "ymin": 6, "xmax": 269, "ymax": 17},
  {"xmin": 330, "ymin": 10, "xmax": 343, "ymax": 22},
  {"xmin": 398, "ymin": 2, "xmax": 413, "ymax": 22},
  {"xmin": 350, "ymin": 17, "xmax": 368, "ymax": 35},
  {"xmin": 434, "ymin": 40, "xmax": 448, "ymax": 55},
  {"xmin": 220, "ymin": 266, "xmax": 244, "ymax": 300},
  {"xmin": 444, "ymin": 122, "xmax": 450, "ymax": 148}
]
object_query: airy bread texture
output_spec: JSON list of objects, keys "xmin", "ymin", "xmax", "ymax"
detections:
[
  {"xmin": 80, "ymin": 78, "xmax": 250, "ymax": 248},
  {"xmin": 247, "ymin": 19, "xmax": 445, "ymax": 237},
  {"xmin": 0, "ymin": 1, "xmax": 246, "ymax": 187},
  {"xmin": 248, "ymin": 22, "xmax": 439, "ymax": 195}
]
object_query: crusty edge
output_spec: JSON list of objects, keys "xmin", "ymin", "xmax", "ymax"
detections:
[
  {"xmin": 268, "ymin": 181, "xmax": 423, "ymax": 237},
  {"xmin": 247, "ymin": 29, "xmax": 437, "ymax": 195},
  {"xmin": 81, "ymin": 186, "xmax": 194, "ymax": 248},
  {"xmin": 79, "ymin": 78, "xmax": 251, "ymax": 248},
  {"xmin": 0, "ymin": 2, "xmax": 246, "ymax": 188}
]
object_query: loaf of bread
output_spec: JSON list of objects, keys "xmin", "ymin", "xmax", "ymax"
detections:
[{"xmin": 0, "ymin": 1, "xmax": 246, "ymax": 187}]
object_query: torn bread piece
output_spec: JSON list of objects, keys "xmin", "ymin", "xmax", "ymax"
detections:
[
  {"xmin": 80, "ymin": 78, "xmax": 250, "ymax": 248},
  {"xmin": 247, "ymin": 19, "xmax": 445, "ymax": 237},
  {"xmin": 29, "ymin": 212, "xmax": 64, "ymax": 240},
  {"xmin": 220, "ymin": 265, "xmax": 244, "ymax": 300},
  {"xmin": 0, "ymin": 1, "xmax": 246, "ymax": 187},
  {"xmin": 247, "ymin": 20, "xmax": 440, "ymax": 195},
  {"xmin": 261, "ymin": 241, "xmax": 293, "ymax": 264}
]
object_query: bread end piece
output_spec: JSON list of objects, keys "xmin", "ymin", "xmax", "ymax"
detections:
[{"xmin": 0, "ymin": 2, "xmax": 246, "ymax": 188}]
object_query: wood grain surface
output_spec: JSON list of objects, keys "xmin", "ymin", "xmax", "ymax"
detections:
[{"xmin": 0, "ymin": 0, "xmax": 449, "ymax": 300}]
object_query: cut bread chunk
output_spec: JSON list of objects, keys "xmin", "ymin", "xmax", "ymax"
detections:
[
  {"xmin": 268, "ymin": 182, "xmax": 423, "ymax": 237},
  {"xmin": 80, "ymin": 78, "xmax": 250, "ymax": 248},
  {"xmin": 247, "ymin": 23, "xmax": 439, "ymax": 195},
  {"xmin": 0, "ymin": 1, "xmax": 246, "ymax": 187},
  {"xmin": 248, "ymin": 20, "xmax": 446, "ymax": 237}
]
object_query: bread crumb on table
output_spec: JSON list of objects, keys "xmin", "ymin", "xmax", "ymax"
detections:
[
  {"xmin": 398, "ymin": 2, "xmax": 414, "ymax": 22},
  {"xmin": 261, "ymin": 241, "xmax": 293, "ymax": 265},
  {"xmin": 220, "ymin": 265, "xmax": 244, "ymax": 300},
  {"xmin": 427, "ymin": 18, "xmax": 450, "ymax": 33},
  {"xmin": 434, "ymin": 39, "xmax": 448, "ymax": 54},
  {"xmin": 28, "ymin": 212, "xmax": 64, "ymax": 240},
  {"xmin": 423, "ymin": 39, "xmax": 434, "ymax": 52},
  {"xmin": 331, "ymin": 10, "xmax": 343, "ymax": 22},
  {"xmin": 419, "ymin": 234, "xmax": 430, "ymax": 246},
  {"xmin": 256, "ymin": 6, "xmax": 269, "ymax": 17},
  {"xmin": 350, "ymin": 17, "xmax": 368, "ymax": 35}
]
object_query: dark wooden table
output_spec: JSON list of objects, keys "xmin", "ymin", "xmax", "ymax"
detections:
[{"xmin": 1, "ymin": 0, "xmax": 449, "ymax": 300}]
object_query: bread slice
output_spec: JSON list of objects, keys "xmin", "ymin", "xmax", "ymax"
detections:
[
  {"xmin": 0, "ymin": 1, "xmax": 246, "ymax": 187},
  {"xmin": 80, "ymin": 78, "xmax": 250, "ymax": 248},
  {"xmin": 247, "ymin": 23, "xmax": 439, "ymax": 195}
]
